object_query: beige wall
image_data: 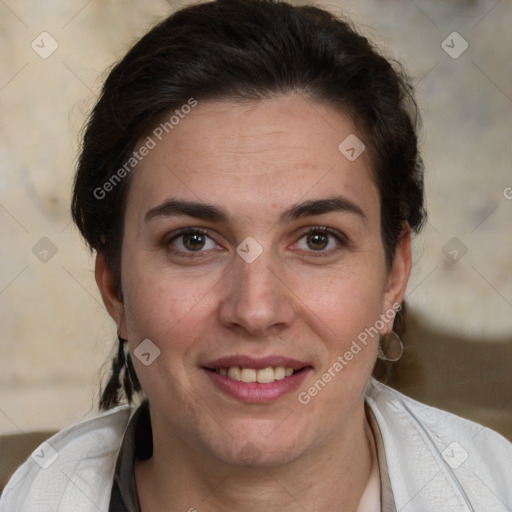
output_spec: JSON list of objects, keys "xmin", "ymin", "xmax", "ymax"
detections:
[{"xmin": 1, "ymin": 0, "xmax": 511, "ymax": 435}]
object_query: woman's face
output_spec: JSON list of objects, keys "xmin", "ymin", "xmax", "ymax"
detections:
[{"xmin": 97, "ymin": 94, "xmax": 410, "ymax": 467}]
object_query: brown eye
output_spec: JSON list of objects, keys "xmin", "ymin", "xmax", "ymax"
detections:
[
  {"xmin": 183, "ymin": 232, "xmax": 206, "ymax": 251},
  {"xmin": 306, "ymin": 231, "xmax": 329, "ymax": 251},
  {"xmin": 295, "ymin": 228, "xmax": 344, "ymax": 254},
  {"xmin": 169, "ymin": 230, "xmax": 216, "ymax": 253}
]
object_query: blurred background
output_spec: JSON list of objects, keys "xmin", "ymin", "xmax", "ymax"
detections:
[{"xmin": 1, "ymin": 0, "xmax": 511, "ymax": 489}]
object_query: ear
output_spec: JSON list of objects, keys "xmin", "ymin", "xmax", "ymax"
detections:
[
  {"xmin": 381, "ymin": 224, "xmax": 412, "ymax": 330},
  {"xmin": 95, "ymin": 252, "xmax": 126, "ymax": 338}
]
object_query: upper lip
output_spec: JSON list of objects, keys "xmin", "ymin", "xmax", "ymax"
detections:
[{"xmin": 202, "ymin": 355, "xmax": 311, "ymax": 370}]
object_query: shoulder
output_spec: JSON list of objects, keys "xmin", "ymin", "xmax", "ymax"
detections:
[
  {"xmin": 365, "ymin": 378, "xmax": 512, "ymax": 511},
  {"xmin": 0, "ymin": 405, "xmax": 134, "ymax": 512},
  {"xmin": 365, "ymin": 377, "xmax": 512, "ymax": 456}
]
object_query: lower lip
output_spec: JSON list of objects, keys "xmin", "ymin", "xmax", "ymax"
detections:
[{"xmin": 203, "ymin": 368, "xmax": 311, "ymax": 403}]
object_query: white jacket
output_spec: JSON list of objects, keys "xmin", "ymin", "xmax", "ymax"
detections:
[{"xmin": 1, "ymin": 379, "xmax": 511, "ymax": 511}]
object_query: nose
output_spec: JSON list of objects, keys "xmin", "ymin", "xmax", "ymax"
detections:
[{"xmin": 218, "ymin": 250, "xmax": 295, "ymax": 337}]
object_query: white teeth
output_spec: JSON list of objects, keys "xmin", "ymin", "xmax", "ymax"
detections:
[
  {"xmin": 241, "ymin": 368, "xmax": 257, "ymax": 383},
  {"xmin": 274, "ymin": 367, "xmax": 285, "ymax": 380},
  {"xmin": 227, "ymin": 367, "xmax": 241, "ymax": 381},
  {"xmin": 216, "ymin": 366, "xmax": 296, "ymax": 382},
  {"xmin": 256, "ymin": 367, "xmax": 274, "ymax": 383}
]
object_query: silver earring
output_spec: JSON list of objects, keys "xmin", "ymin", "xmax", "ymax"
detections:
[{"xmin": 378, "ymin": 331, "xmax": 403, "ymax": 362}]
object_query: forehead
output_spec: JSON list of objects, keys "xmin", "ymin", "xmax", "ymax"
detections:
[{"xmin": 126, "ymin": 94, "xmax": 378, "ymax": 221}]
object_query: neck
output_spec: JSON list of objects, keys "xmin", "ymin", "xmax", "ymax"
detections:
[{"xmin": 135, "ymin": 406, "xmax": 373, "ymax": 512}]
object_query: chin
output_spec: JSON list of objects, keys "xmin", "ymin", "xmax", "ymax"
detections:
[{"xmin": 208, "ymin": 425, "xmax": 308, "ymax": 468}]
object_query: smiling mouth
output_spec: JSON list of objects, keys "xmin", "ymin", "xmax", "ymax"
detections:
[{"xmin": 208, "ymin": 366, "xmax": 304, "ymax": 383}]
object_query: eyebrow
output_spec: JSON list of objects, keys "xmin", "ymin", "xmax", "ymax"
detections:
[{"xmin": 144, "ymin": 196, "xmax": 366, "ymax": 224}]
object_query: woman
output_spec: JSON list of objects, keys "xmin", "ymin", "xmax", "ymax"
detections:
[{"xmin": 1, "ymin": 0, "xmax": 510, "ymax": 510}]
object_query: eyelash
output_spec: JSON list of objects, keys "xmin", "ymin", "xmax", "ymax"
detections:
[
  {"xmin": 165, "ymin": 227, "xmax": 348, "ymax": 258},
  {"xmin": 293, "ymin": 226, "xmax": 347, "ymax": 257},
  {"xmin": 165, "ymin": 228, "xmax": 218, "ymax": 259}
]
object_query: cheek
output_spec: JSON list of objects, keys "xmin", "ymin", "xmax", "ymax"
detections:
[
  {"xmin": 295, "ymin": 261, "xmax": 387, "ymax": 340},
  {"xmin": 128, "ymin": 280, "xmax": 203, "ymax": 331},
  {"xmin": 291, "ymin": 267, "xmax": 385, "ymax": 417},
  {"xmin": 121, "ymin": 269, "xmax": 219, "ymax": 404},
  {"xmin": 293, "ymin": 265, "xmax": 386, "ymax": 401},
  {"xmin": 121, "ymin": 260, "xmax": 221, "ymax": 357}
]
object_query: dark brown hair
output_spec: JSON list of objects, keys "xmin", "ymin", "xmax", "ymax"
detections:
[{"xmin": 71, "ymin": 0, "xmax": 425, "ymax": 409}]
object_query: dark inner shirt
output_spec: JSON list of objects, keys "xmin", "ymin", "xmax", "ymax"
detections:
[{"xmin": 109, "ymin": 401, "xmax": 152, "ymax": 512}]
